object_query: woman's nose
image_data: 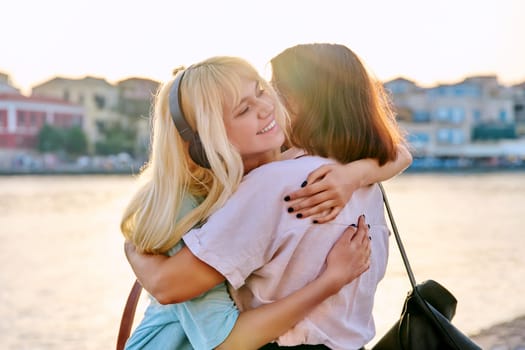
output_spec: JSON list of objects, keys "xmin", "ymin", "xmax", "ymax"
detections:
[{"xmin": 257, "ymin": 98, "xmax": 273, "ymax": 118}]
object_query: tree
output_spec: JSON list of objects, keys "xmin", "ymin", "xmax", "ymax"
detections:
[
  {"xmin": 37, "ymin": 124, "xmax": 64, "ymax": 152},
  {"xmin": 95, "ymin": 122, "xmax": 137, "ymax": 156},
  {"xmin": 64, "ymin": 126, "xmax": 88, "ymax": 155}
]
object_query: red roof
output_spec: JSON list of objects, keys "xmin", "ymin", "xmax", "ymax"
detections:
[{"xmin": 0, "ymin": 93, "xmax": 79, "ymax": 106}]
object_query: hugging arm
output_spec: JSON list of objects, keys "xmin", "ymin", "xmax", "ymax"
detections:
[
  {"xmin": 285, "ymin": 144, "xmax": 412, "ymax": 223},
  {"xmin": 125, "ymin": 216, "xmax": 371, "ymax": 350},
  {"xmin": 124, "ymin": 242, "xmax": 224, "ymax": 304}
]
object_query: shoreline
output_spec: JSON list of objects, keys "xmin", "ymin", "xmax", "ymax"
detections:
[
  {"xmin": 1, "ymin": 166, "xmax": 525, "ymax": 176},
  {"xmin": 469, "ymin": 315, "xmax": 525, "ymax": 349}
]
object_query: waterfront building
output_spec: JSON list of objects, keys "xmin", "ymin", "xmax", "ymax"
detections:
[
  {"xmin": 31, "ymin": 76, "xmax": 158, "ymax": 157},
  {"xmin": 0, "ymin": 93, "xmax": 84, "ymax": 150},
  {"xmin": 512, "ymin": 82, "xmax": 525, "ymax": 137},
  {"xmin": 32, "ymin": 76, "xmax": 121, "ymax": 153},
  {"xmin": 116, "ymin": 77, "xmax": 159, "ymax": 155},
  {"xmin": 386, "ymin": 75, "xmax": 518, "ymax": 159}
]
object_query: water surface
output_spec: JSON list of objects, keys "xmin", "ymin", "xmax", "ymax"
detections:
[{"xmin": 0, "ymin": 173, "xmax": 523, "ymax": 348}]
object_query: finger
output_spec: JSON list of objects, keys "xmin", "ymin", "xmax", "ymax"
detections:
[
  {"xmin": 341, "ymin": 223, "xmax": 358, "ymax": 239},
  {"xmin": 285, "ymin": 181, "xmax": 326, "ymax": 201},
  {"xmin": 351, "ymin": 215, "xmax": 368, "ymax": 243},
  {"xmin": 305, "ymin": 164, "xmax": 333, "ymax": 185},
  {"xmin": 357, "ymin": 215, "xmax": 370, "ymax": 244},
  {"xmin": 291, "ymin": 191, "xmax": 333, "ymax": 212},
  {"xmin": 294, "ymin": 198, "xmax": 338, "ymax": 219},
  {"xmin": 311, "ymin": 207, "xmax": 343, "ymax": 224}
]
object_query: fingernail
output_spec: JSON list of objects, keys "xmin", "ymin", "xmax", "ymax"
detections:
[
  {"xmin": 368, "ymin": 236, "xmax": 372, "ymax": 240},
  {"xmin": 313, "ymin": 220, "xmax": 318, "ymax": 224},
  {"xmin": 284, "ymin": 196, "xmax": 290, "ymax": 202},
  {"xmin": 301, "ymin": 180, "xmax": 307, "ymax": 188},
  {"xmin": 367, "ymin": 224, "xmax": 370, "ymax": 229},
  {"xmin": 296, "ymin": 213, "xmax": 303, "ymax": 218},
  {"xmin": 287, "ymin": 207, "xmax": 294, "ymax": 213},
  {"xmin": 350, "ymin": 224, "xmax": 357, "ymax": 227}
]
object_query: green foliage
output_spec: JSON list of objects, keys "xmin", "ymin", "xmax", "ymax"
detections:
[
  {"xmin": 37, "ymin": 124, "xmax": 88, "ymax": 155},
  {"xmin": 64, "ymin": 126, "xmax": 88, "ymax": 155},
  {"xmin": 37, "ymin": 124, "xmax": 64, "ymax": 152},
  {"xmin": 95, "ymin": 122, "xmax": 137, "ymax": 156}
]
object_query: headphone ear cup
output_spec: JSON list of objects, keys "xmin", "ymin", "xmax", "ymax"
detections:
[{"xmin": 188, "ymin": 135, "xmax": 210, "ymax": 168}]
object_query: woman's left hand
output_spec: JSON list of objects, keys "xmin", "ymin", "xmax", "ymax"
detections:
[{"xmin": 284, "ymin": 163, "xmax": 361, "ymax": 224}]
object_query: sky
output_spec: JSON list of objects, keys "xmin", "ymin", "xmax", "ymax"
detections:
[{"xmin": 2, "ymin": 0, "xmax": 524, "ymax": 94}]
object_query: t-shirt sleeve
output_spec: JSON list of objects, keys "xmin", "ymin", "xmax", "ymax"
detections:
[{"xmin": 183, "ymin": 165, "xmax": 288, "ymax": 290}]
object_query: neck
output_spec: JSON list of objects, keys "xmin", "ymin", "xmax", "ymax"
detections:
[{"xmin": 243, "ymin": 149, "xmax": 281, "ymax": 174}]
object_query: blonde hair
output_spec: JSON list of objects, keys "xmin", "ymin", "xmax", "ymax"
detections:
[{"xmin": 121, "ymin": 56, "xmax": 288, "ymax": 254}]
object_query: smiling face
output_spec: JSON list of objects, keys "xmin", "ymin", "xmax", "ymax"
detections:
[{"xmin": 222, "ymin": 78, "xmax": 285, "ymax": 171}]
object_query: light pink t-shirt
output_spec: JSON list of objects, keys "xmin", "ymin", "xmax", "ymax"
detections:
[{"xmin": 183, "ymin": 156, "xmax": 389, "ymax": 349}]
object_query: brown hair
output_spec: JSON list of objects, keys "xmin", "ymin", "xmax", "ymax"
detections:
[{"xmin": 271, "ymin": 43, "xmax": 404, "ymax": 165}]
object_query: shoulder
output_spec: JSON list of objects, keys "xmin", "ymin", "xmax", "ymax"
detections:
[{"xmin": 244, "ymin": 156, "xmax": 334, "ymax": 182}]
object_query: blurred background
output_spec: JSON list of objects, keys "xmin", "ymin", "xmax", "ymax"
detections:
[{"xmin": 1, "ymin": 0, "xmax": 524, "ymax": 349}]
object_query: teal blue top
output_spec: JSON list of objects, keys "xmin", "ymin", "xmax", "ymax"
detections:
[{"xmin": 125, "ymin": 195, "xmax": 239, "ymax": 350}]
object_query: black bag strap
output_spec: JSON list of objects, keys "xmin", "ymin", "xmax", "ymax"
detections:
[{"xmin": 378, "ymin": 183, "xmax": 417, "ymax": 288}]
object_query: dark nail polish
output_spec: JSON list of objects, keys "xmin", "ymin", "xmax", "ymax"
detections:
[
  {"xmin": 350, "ymin": 224, "xmax": 357, "ymax": 227},
  {"xmin": 284, "ymin": 196, "xmax": 290, "ymax": 202},
  {"xmin": 313, "ymin": 220, "xmax": 318, "ymax": 224},
  {"xmin": 296, "ymin": 213, "xmax": 303, "ymax": 218},
  {"xmin": 368, "ymin": 236, "xmax": 372, "ymax": 240},
  {"xmin": 301, "ymin": 181, "xmax": 307, "ymax": 188},
  {"xmin": 367, "ymin": 224, "xmax": 370, "ymax": 229},
  {"xmin": 287, "ymin": 207, "xmax": 294, "ymax": 213}
]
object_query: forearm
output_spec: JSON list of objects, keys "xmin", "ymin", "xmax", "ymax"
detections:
[
  {"xmin": 125, "ymin": 243, "xmax": 224, "ymax": 304},
  {"xmin": 216, "ymin": 274, "xmax": 340, "ymax": 350},
  {"xmin": 350, "ymin": 144, "xmax": 412, "ymax": 187}
]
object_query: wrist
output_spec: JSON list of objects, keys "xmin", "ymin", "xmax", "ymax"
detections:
[{"xmin": 317, "ymin": 270, "xmax": 345, "ymax": 296}]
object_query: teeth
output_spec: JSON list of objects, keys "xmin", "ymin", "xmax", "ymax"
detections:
[{"xmin": 257, "ymin": 120, "xmax": 276, "ymax": 134}]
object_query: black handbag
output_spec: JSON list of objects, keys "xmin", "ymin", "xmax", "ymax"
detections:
[{"xmin": 372, "ymin": 184, "xmax": 482, "ymax": 350}]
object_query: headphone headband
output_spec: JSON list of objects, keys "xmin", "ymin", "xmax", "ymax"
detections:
[
  {"xmin": 168, "ymin": 69, "xmax": 211, "ymax": 168},
  {"xmin": 169, "ymin": 70, "xmax": 193, "ymax": 142}
]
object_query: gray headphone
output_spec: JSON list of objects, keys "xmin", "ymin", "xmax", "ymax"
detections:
[{"xmin": 168, "ymin": 70, "xmax": 210, "ymax": 168}]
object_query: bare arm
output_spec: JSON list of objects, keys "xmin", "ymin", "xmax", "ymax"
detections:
[
  {"xmin": 285, "ymin": 144, "xmax": 412, "ymax": 223},
  {"xmin": 124, "ymin": 243, "xmax": 224, "ymax": 304}
]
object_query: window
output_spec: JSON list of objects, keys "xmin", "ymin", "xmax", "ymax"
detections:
[
  {"xmin": 473, "ymin": 109, "xmax": 482, "ymax": 123},
  {"xmin": 413, "ymin": 111, "xmax": 431, "ymax": 122},
  {"xmin": 408, "ymin": 132, "xmax": 430, "ymax": 144},
  {"xmin": 94, "ymin": 94, "xmax": 106, "ymax": 109},
  {"xmin": 436, "ymin": 107, "xmax": 449, "ymax": 121},
  {"xmin": 451, "ymin": 108, "xmax": 465, "ymax": 123},
  {"xmin": 437, "ymin": 128, "xmax": 465, "ymax": 144},
  {"xmin": 17, "ymin": 111, "xmax": 26, "ymax": 126},
  {"xmin": 499, "ymin": 109, "xmax": 507, "ymax": 123},
  {"xmin": 0, "ymin": 110, "xmax": 7, "ymax": 128}
]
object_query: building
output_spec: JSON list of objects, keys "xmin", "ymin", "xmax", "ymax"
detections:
[
  {"xmin": 116, "ymin": 77, "xmax": 159, "ymax": 154},
  {"xmin": 385, "ymin": 75, "xmax": 517, "ymax": 158},
  {"xmin": 0, "ymin": 93, "xmax": 84, "ymax": 150},
  {"xmin": 0, "ymin": 72, "xmax": 20, "ymax": 94},
  {"xmin": 31, "ymin": 76, "xmax": 159, "ymax": 157},
  {"xmin": 32, "ymin": 76, "xmax": 121, "ymax": 153},
  {"xmin": 512, "ymin": 82, "xmax": 525, "ymax": 137}
]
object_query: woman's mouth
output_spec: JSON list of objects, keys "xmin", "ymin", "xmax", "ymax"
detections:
[{"xmin": 257, "ymin": 120, "xmax": 276, "ymax": 135}]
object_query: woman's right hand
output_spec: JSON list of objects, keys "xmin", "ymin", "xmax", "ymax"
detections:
[{"xmin": 322, "ymin": 215, "xmax": 371, "ymax": 290}]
